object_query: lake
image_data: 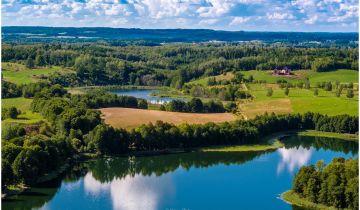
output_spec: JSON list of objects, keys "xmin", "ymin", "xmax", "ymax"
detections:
[
  {"xmin": 2, "ymin": 135, "xmax": 358, "ymax": 210},
  {"xmin": 110, "ymin": 89, "xmax": 186, "ymax": 104}
]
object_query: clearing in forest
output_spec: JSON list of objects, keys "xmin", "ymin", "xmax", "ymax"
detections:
[{"xmin": 2, "ymin": 62, "xmax": 73, "ymax": 84}]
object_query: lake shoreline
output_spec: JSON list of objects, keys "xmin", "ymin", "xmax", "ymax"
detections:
[
  {"xmin": 296, "ymin": 130, "xmax": 358, "ymax": 142},
  {"xmin": 2, "ymin": 130, "xmax": 357, "ymax": 200},
  {"xmin": 281, "ymin": 190, "xmax": 336, "ymax": 210}
]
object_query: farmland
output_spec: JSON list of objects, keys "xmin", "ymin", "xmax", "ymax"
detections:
[
  {"xmin": 100, "ymin": 107, "xmax": 237, "ymax": 129},
  {"xmin": 185, "ymin": 69, "xmax": 358, "ymax": 118},
  {"xmin": 188, "ymin": 69, "xmax": 359, "ymax": 86}
]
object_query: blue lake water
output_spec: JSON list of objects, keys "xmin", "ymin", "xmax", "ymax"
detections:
[
  {"xmin": 110, "ymin": 89, "xmax": 185, "ymax": 104},
  {"xmin": 2, "ymin": 135, "xmax": 358, "ymax": 210}
]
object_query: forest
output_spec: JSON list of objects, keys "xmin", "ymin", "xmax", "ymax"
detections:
[
  {"xmin": 1, "ymin": 33, "xmax": 359, "ymax": 210},
  {"xmin": 2, "ymin": 43, "xmax": 358, "ymax": 89},
  {"xmin": 3, "ymin": 27, "xmax": 358, "ymax": 45},
  {"xmin": 1, "ymin": 81, "xmax": 358, "ymax": 189}
]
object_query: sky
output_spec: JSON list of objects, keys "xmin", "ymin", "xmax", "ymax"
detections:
[{"xmin": 2, "ymin": 0, "xmax": 359, "ymax": 32}]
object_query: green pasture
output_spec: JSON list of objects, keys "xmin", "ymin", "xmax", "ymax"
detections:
[
  {"xmin": 243, "ymin": 83, "xmax": 358, "ymax": 117},
  {"xmin": 188, "ymin": 69, "xmax": 357, "ymax": 86},
  {"xmin": 2, "ymin": 62, "xmax": 72, "ymax": 84},
  {"xmin": 2, "ymin": 97, "xmax": 33, "ymax": 111},
  {"xmin": 2, "ymin": 97, "xmax": 44, "ymax": 124}
]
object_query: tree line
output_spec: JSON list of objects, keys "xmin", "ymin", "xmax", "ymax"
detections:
[
  {"xmin": 160, "ymin": 98, "xmax": 226, "ymax": 113},
  {"xmin": 292, "ymin": 158, "xmax": 358, "ymax": 209},
  {"xmin": 2, "ymin": 80, "xmax": 51, "ymax": 99}
]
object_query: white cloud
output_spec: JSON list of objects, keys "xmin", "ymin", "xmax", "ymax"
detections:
[
  {"xmin": 267, "ymin": 12, "xmax": 295, "ymax": 20},
  {"xmin": 305, "ymin": 15, "xmax": 318, "ymax": 24},
  {"xmin": 1, "ymin": 0, "xmax": 358, "ymax": 31},
  {"xmin": 199, "ymin": 18, "xmax": 219, "ymax": 25},
  {"xmin": 229, "ymin": 16, "xmax": 250, "ymax": 25}
]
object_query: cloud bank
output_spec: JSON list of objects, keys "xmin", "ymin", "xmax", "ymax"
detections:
[{"xmin": 2, "ymin": 0, "xmax": 358, "ymax": 31}]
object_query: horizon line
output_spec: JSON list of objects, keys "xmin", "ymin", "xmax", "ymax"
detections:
[{"xmin": 2, "ymin": 25, "xmax": 358, "ymax": 33}]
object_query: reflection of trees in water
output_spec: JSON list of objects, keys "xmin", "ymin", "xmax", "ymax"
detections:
[
  {"xmin": 89, "ymin": 151, "xmax": 272, "ymax": 183},
  {"xmin": 2, "ymin": 165, "xmax": 87, "ymax": 210},
  {"xmin": 3, "ymin": 136, "xmax": 356, "ymax": 210},
  {"xmin": 282, "ymin": 135, "xmax": 358, "ymax": 155},
  {"xmin": 2, "ymin": 178, "xmax": 61, "ymax": 210}
]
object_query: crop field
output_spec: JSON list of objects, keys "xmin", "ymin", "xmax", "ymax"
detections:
[
  {"xmin": 100, "ymin": 108, "xmax": 237, "ymax": 129},
  {"xmin": 2, "ymin": 62, "xmax": 73, "ymax": 84}
]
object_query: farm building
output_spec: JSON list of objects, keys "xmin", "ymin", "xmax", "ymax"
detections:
[{"xmin": 273, "ymin": 67, "xmax": 292, "ymax": 75}]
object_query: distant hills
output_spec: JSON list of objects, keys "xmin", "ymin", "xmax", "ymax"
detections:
[{"xmin": 2, "ymin": 26, "xmax": 358, "ymax": 46}]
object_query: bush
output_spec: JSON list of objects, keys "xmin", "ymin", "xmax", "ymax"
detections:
[
  {"xmin": 2, "ymin": 107, "xmax": 20, "ymax": 119},
  {"xmin": 284, "ymin": 87, "xmax": 289, "ymax": 96},
  {"xmin": 347, "ymin": 89, "xmax": 354, "ymax": 98},
  {"xmin": 2, "ymin": 124, "xmax": 26, "ymax": 140},
  {"xmin": 266, "ymin": 88, "xmax": 273, "ymax": 97},
  {"xmin": 225, "ymin": 102, "xmax": 237, "ymax": 112},
  {"xmin": 138, "ymin": 99, "xmax": 148, "ymax": 109},
  {"xmin": 314, "ymin": 88, "xmax": 319, "ymax": 96}
]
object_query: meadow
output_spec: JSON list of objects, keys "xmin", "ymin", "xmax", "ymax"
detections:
[
  {"xmin": 2, "ymin": 62, "xmax": 72, "ymax": 84},
  {"xmin": 186, "ymin": 69, "xmax": 358, "ymax": 118},
  {"xmin": 2, "ymin": 97, "xmax": 44, "ymax": 124},
  {"xmin": 187, "ymin": 69, "xmax": 358, "ymax": 86}
]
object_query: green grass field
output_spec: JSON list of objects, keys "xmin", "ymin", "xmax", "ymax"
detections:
[
  {"xmin": 186, "ymin": 69, "xmax": 358, "ymax": 118},
  {"xmin": 188, "ymin": 69, "xmax": 358, "ymax": 86},
  {"xmin": 201, "ymin": 140, "xmax": 284, "ymax": 152},
  {"xmin": 2, "ymin": 62, "xmax": 73, "ymax": 84},
  {"xmin": 186, "ymin": 72, "xmax": 234, "ymax": 85},
  {"xmin": 2, "ymin": 97, "xmax": 44, "ymax": 124},
  {"xmin": 2, "ymin": 97, "xmax": 33, "ymax": 111},
  {"xmin": 297, "ymin": 130, "xmax": 358, "ymax": 141},
  {"xmin": 241, "ymin": 84, "xmax": 358, "ymax": 117},
  {"xmin": 281, "ymin": 191, "xmax": 336, "ymax": 210},
  {"xmin": 2, "ymin": 111, "xmax": 44, "ymax": 124},
  {"xmin": 303, "ymin": 69, "xmax": 359, "ymax": 84}
]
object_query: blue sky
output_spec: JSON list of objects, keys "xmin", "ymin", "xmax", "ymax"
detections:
[{"xmin": 2, "ymin": 0, "xmax": 359, "ymax": 32}]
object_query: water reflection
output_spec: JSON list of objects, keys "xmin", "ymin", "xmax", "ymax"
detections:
[
  {"xmin": 84, "ymin": 172, "xmax": 174, "ymax": 210},
  {"xmin": 277, "ymin": 147, "xmax": 313, "ymax": 174},
  {"xmin": 84, "ymin": 172, "xmax": 110, "ymax": 196},
  {"xmin": 110, "ymin": 89, "xmax": 187, "ymax": 104},
  {"xmin": 2, "ymin": 135, "xmax": 358, "ymax": 210}
]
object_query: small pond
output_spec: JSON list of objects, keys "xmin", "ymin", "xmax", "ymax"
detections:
[{"xmin": 110, "ymin": 89, "xmax": 186, "ymax": 104}]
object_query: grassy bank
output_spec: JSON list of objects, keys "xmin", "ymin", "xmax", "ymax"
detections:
[
  {"xmin": 201, "ymin": 140, "xmax": 284, "ymax": 152},
  {"xmin": 297, "ymin": 130, "xmax": 358, "ymax": 142},
  {"xmin": 281, "ymin": 190, "xmax": 336, "ymax": 210}
]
